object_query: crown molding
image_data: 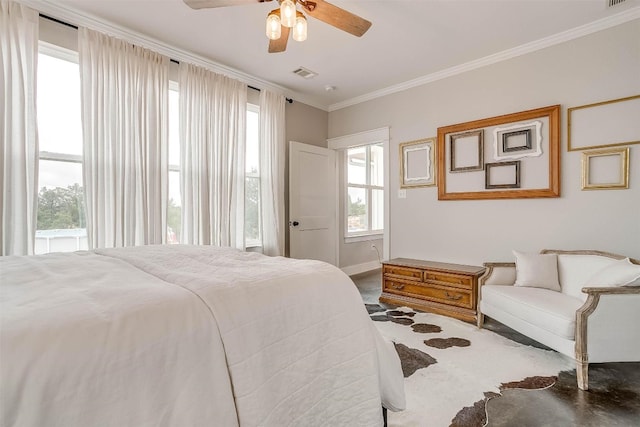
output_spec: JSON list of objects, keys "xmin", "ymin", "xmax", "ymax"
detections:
[
  {"xmin": 328, "ymin": 8, "xmax": 640, "ymax": 112},
  {"xmin": 18, "ymin": 0, "xmax": 328, "ymax": 111}
]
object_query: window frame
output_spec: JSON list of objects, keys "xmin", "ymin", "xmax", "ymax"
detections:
[
  {"xmin": 344, "ymin": 143, "xmax": 384, "ymax": 241},
  {"xmin": 35, "ymin": 43, "xmax": 87, "ymax": 254}
]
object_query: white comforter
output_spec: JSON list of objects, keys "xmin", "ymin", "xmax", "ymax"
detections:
[{"xmin": 1, "ymin": 245, "xmax": 403, "ymax": 427}]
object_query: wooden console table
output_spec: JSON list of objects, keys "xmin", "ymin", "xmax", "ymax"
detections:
[{"xmin": 380, "ymin": 258, "xmax": 485, "ymax": 323}]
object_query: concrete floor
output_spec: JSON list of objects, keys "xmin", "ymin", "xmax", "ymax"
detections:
[{"xmin": 350, "ymin": 269, "xmax": 640, "ymax": 427}]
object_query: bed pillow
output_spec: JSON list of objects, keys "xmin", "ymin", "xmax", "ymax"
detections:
[
  {"xmin": 513, "ymin": 250, "xmax": 561, "ymax": 291},
  {"xmin": 583, "ymin": 258, "xmax": 640, "ymax": 287}
]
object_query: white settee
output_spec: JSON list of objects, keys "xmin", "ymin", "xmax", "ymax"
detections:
[{"xmin": 477, "ymin": 249, "xmax": 640, "ymax": 390}]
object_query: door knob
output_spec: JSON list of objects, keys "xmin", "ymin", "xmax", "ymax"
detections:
[{"xmin": 290, "ymin": 221, "xmax": 300, "ymax": 227}]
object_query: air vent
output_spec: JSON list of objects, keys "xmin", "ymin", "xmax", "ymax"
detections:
[
  {"xmin": 607, "ymin": 0, "xmax": 626, "ymax": 7},
  {"xmin": 292, "ymin": 67, "xmax": 318, "ymax": 79}
]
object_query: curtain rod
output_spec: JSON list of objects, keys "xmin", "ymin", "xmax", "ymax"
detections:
[{"xmin": 39, "ymin": 13, "xmax": 293, "ymax": 104}]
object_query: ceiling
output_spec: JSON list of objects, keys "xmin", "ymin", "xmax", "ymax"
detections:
[{"xmin": 33, "ymin": 0, "xmax": 640, "ymax": 110}]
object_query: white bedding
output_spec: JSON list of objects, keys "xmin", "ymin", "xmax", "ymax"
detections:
[{"xmin": 1, "ymin": 245, "xmax": 403, "ymax": 426}]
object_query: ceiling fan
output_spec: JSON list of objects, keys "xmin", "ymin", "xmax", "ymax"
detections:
[{"xmin": 183, "ymin": 0, "xmax": 372, "ymax": 53}]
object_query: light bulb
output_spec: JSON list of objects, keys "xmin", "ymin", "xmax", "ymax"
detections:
[
  {"xmin": 280, "ymin": 0, "xmax": 296, "ymax": 28},
  {"xmin": 266, "ymin": 12, "xmax": 281, "ymax": 40},
  {"xmin": 292, "ymin": 12, "xmax": 307, "ymax": 42}
]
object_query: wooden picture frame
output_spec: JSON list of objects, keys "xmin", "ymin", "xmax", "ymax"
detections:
[
  {"xmin": 449, "ymin": 130, "xmax": 484, "ymax": 172},
  {"xmin": 503, "ymin": 130, "xmax": 531, "ymax": 152},
  {"xmin": 399, "ymin": 137, "xmax": 436, "ymax": 188},
  {"xmin": 581, "ymin": 147, "xmax": 629, "ymax": 190},
  {"xmin": 568, "ymin": 95, "xmax": 640, "ymax": 152},
  {"xmin": 437, "ymin": 105, "xmax": 560, "ymax": 200},
  {"xmin": 485, "ymin": 161, "xmax": 521, "ymax": 189}
]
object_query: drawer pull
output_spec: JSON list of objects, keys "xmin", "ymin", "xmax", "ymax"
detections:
[
  {"xmin": 391, "ymin": 283, "xmax": 405, "ymax": 290},
  {"xmin": 445, "ymin": 292, "xmax": 462, "ymax": 301},
  {"xmin": 427, "ymin": 274, "xmax": 463, "ymax": 284}
]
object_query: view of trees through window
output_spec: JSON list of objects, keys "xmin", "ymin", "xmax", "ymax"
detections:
[{"xmin": 37, "ymin": 184, "xmax": 85, "ymax": 230}]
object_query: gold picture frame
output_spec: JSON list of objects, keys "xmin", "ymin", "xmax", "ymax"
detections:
[
  {"xmin": 437, "ymin": 105, "xmax": 561, "ymax": 200},
  {"xmin": 568, "ymin": 95, "xmax": 640, "ymax": 152},
  {"xmin": 581, "ymin": 147, "xmax": 629, "ymax": 190},
  {"xmin": 399, "ymin": 137, "xmax": 436, "ymax": 188}
]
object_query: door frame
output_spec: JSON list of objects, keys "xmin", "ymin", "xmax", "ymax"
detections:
[{"xmin": 327, "ymin": 127, "xmax": 390, "ymax": 262}]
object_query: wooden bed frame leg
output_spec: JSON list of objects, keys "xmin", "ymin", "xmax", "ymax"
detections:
[
  {"xmin": 577, "ymin": 359, "xmax": 589, "ymax": 391},
  {"xmin": 477, "ymin": 313, "xmax": 484, "ymax": 329},
  {"xmin": 382, "ymin": 406, "xmax": 387, "ymax": 427}
]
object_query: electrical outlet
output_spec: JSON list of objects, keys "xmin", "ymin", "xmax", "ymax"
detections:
[{"xmin": 371, "ymin": 244, "xmax": 377, "ymax": 251}]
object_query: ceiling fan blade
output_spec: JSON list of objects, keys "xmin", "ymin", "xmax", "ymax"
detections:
[
  {"xmin": 183, "ymin": 0, "xmax": 266, "ymax": 10},
  {"xmin": 268, "ymin": 26, "xmax": 290, "ymax": 53},
  {"xmin": 304, "ymin": 0, "xmax": 371, "ymax": 37}
]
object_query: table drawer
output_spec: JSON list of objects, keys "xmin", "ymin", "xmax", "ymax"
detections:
[
  {"xmin": 384, "ymin": 279, "xmax": 472, "ymax": 309},
  {"xmin": 424, "ymin": 270, "xmax": 472, "ymax": 288},
  {"xmin": 384, "ymin": 265, "xmax": 423, "ymax": 281}
]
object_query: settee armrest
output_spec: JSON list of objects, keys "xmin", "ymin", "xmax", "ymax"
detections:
[
  {"xmin": 479, "ymin": 262, "xmax": 516, "ymax": 287},
  {"xmin": 575, "ymin": 285, "xmax": 640, "ymax": 389}
]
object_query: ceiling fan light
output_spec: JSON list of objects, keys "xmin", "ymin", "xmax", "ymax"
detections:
[
  {"xmin": 280, "ymin": 0, "xmax": 296, "ymax": 28},
  {"xmin": 266, "ymin": 11, "xmax": 281, "ymax": 40},
  {"xmin": 292, "ymin": 12, "xmax": 307, "ymax": 42}
]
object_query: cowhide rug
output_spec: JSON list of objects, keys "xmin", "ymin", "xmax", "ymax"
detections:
[{"xmin": 369, "ymin": 305, "xmax": 574, "ymax": 427}]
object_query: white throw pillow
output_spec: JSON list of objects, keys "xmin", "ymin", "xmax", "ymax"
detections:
[
  {"xmin": 583, "ymin": 258, "xmax": 640, "ymax": 287},
  {"xmin": 513, "ymin": 250, "xmax": 561, "ymax": 291}
]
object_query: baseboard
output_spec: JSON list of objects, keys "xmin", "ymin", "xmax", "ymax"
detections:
[{"xmin": 342, "ymin": 260, "xmax": 381, "ymax": 276}]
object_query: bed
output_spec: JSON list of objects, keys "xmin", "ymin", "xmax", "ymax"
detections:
[{"xmin": 0, "ymin": 245, "xmax": 404, "ymax": 426}]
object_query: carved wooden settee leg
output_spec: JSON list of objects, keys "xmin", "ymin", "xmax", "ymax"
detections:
[
  {"xmin": 576, "ymin": 293, "xmax": 599, "ymax": 391},
  {"xmin": 477, "ymin": 313, "xmax": 484, "ymax": 329},
  {"xmin": 577, "ymin": 359, "xmax": 589, "ymax": 391}
]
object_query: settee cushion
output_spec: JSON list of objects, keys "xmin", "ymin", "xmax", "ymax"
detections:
[
  {"xmin": 584, "ymin": 258, "xmax": 640, "ymax": 287},
  {"xmin": 557, "ymin": 255, "xmax": 620, "ymax": 301},
  {"xmin": 481, "ymin": 285, "xmax": 584, "ymax": 340},
  {"xmin": 513, "ymin": 251, "xmax": 560, "ymax": 291}
]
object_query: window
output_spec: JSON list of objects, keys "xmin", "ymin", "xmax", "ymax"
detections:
[
  {"xmin": 245, "ymin": 104, "xmax": 261, "ymax": 247},
  {"xmin": 346, "ymin": 144, "xmax": 384, "ymax": 237},
  {"xmin": 167, "ymin": 84, "xmax": 181, "ymax": 243},
  {"xmin": 35, "ymin": 48, "xmax": 87, "ymax": 254}
]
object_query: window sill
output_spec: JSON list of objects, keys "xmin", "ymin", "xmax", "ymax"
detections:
[
  {"xmin": 245, "ymin": 241, "xmax": 263, "ymax": 252},
  {"xmin": 344, "ymin": 233, "xmax": 383, "ymax": 244}
]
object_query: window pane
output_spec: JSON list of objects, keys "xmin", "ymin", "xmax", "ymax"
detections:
[
  {"xmin": 347, "ymin": 186, "xmax": 367, "ymax": 233},
  {"xmin": 168, "ymin": 88, "xmax": 180, "ymax": 167},
  {"xmin": 371, "ymin": 189, "xmax": 384, "ymax": 231},
  {"xmin": 245, "ymin": 176, "xmax": 261, "ymax": 244},
  {"xmin": 245, "ymin": 105, "xmax": 261, "ymax": 247},
  {"xmin": 37, "ymin": 53, "xmax": 82, "ymax": 156},
  {"xmin": 246, "ymin": 107, "xmax": 259, "ymax": 174},
  {"xmin": 167, "ymin": 170, "xmax": 181, "ymax": 244},
  {"xmin": 347, "ymin": 146, "xmax": 366, "ymax": 185},
  {"xmin": 370, "ymin": 144, "xmax": 384, "ymax": 187},
  {"xmin": 36, "ymin": 160, "xmax": 87, "ymax": 254}
]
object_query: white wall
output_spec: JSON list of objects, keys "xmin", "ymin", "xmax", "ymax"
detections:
[
  {"xmin": 328, "ymin": 20, "xmax": 640, "ymax": 266},
  {"xmin": 284, "ymin": 101, "xmax": 329, "ymax": 257}
]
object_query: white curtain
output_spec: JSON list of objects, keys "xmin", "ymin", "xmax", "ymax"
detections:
[
  {"xmin": 179, "ymin": 62, "xmax": 246, "ymax": 248},
  {"xmin": 79, "ymin": 28, "xmax": 169, "ymax": 249},
  {"xmin": 259, "ymin": 90, "xmax": 285, "ymax": 256},
  {"xmin": 0, "ymin": 1, "xmax": 39, "ymax": 256}
]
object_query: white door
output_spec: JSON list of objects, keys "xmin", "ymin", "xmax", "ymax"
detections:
[{"xmin": 289, "ymin": 141, "xmax": 337, "ymax": 265}]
